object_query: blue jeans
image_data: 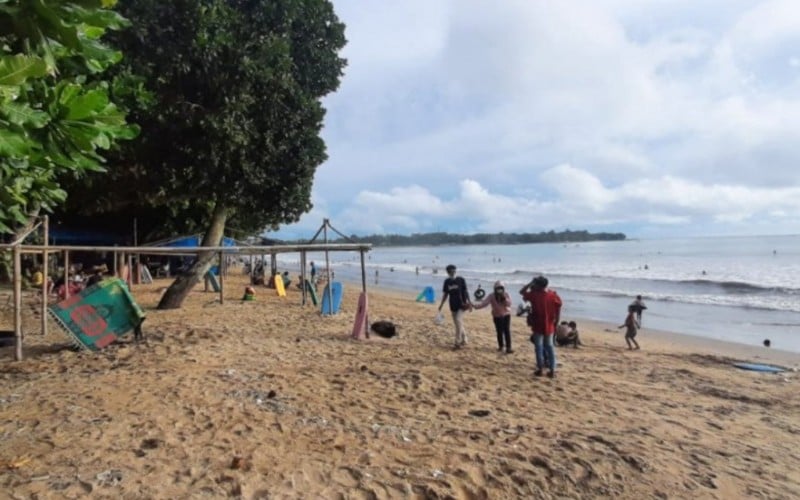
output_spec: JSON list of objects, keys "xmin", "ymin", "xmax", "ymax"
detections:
[{"xmin": 533, "ymin": 333, "xmax": 555, "ymax": 372}]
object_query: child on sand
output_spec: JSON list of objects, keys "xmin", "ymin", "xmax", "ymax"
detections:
[
  {"xmin": 474, "ymin": 281, "xmax": 513, "ymax": 353},
  {"xmin": 555, "ymin": 321, "xmax": 581, "ymax": 348},
  {"xmin": 619, "ymin": 305, "xmax": 640, "ymax": 350}
]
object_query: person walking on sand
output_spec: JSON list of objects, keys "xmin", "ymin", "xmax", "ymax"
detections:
[
  {"xmin": 474, "ymin": 281, "xmax": 513, "ymax": 353},
  {"xmin": 630, "ymin": 295, "xmax": 647, "ymax": 326},
  {"xmin": 310, "ymin": 261, "xmax": 317, "ymax": 283},
  {"xmin": 520, "ymin": 276, "xmax": 562, "ymax": 378},
  {"xmin": 438, "ymin": 264, "xmax": 472, "ymax": 349},
  {"xmin": 619, "ymin": 305, "xmax": 641, "ymax": 350}
]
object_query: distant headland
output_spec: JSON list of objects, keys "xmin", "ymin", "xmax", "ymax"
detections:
[{"xmin": 277, "ymin": 230, "xmax": 626, "ymax": 247}]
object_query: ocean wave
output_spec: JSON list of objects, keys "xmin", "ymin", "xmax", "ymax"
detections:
[
  {"xmin": 532, "ymin": 285, "xmax": 800, "ymax": 313},
  {"xmin": 672, "ymin": 279, "xmax": 800, "ymax": 295},
  {"xmin": 462, "ymin": 269, "xmax": 800, "ymax": 295}
]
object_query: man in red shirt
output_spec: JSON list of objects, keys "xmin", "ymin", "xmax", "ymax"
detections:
[{"xmin": 519, "ymin": 275, "xmax": 562, "ymax": 378}]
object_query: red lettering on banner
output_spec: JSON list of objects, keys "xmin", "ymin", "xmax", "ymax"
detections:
[
  {"xmin": 69, "ymin": 305, "xmax": 108, "ymax": 338},
  {"xmin": 59, "ymin": 293, "xmax": 82, "ymax": 309},
  {"xmin": 94, "ymin": 334, "xmax": 116, "ymax": 349}
]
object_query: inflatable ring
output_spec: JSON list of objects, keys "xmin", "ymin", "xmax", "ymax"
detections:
[{"xmin": 474, "ymin": 288, "xmax": 486, "ymax": 300}]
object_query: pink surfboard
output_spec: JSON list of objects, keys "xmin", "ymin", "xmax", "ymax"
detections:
[{"xmin": 351, "ymin": 292, "xmax": 369, "ymax": 339}]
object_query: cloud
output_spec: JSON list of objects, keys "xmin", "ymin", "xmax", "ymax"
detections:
[
  {"xmin": 327, "ymin": 166, "xmax": 800, "ymax": 236},
  {"xmin": 274, "ymin": 0, "xmax": 800, "ymax": 238}
]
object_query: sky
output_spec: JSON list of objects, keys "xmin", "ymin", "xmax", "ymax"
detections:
[{"xmin": 271, "ymin": 0, "xmax": 800, "ymax": 240}]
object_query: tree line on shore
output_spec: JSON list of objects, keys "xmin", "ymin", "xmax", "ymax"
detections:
[{"xmin": 276, "ymin": 230, "xmax": 626, "ymax": 247}]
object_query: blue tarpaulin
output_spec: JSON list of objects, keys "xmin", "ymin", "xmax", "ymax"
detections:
[{"xmin": 154, "ymin": 235, "xmax": 237, "ymax": 247}]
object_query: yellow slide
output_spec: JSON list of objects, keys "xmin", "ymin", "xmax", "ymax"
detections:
[{"xmin": 275, "ymin": 274, "xmax": 286, "ymax": 297}]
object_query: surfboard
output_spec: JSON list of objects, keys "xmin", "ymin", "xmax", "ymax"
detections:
[
  {"xmin": 205, "ymin": 271, "xmax": 220, "ymax": 292},
  {"xmin": 415, "ymin": 286, "xmax": 435, "ymax": 303},
  {"xmin": 305, "ymin": 279, "xmax": 318, "ymax": 306},
  {"xmin": 321, "ymin": 281, "xmax": 344, "ymax": 315},
  {"xmin": 351, "ymin": 291, "xmax": 369, "ymax": 339},
  {"xmin": 733, "ymin": 362, "xmax": 786, "ymax": 373},
  {"xmin": 140, "ymin": 264, "xmax": 153, "ymax": 284},
  {"xmin": 275, "ymin": 274, "xmax": 286, "ymax": 297}
]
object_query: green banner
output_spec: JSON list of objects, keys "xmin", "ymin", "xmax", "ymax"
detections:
[{"xmin": 48, "ymin": 278, "xmax": 146, "ymax": 351}]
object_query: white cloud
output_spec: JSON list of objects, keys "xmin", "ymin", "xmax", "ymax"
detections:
[
  {"xmin": 327, "ymin": 167, "xmax": 800, "ymax": 236},
  {"xmin": 275, "ymin": 0, "xmax": 800, "ymax": 238}
]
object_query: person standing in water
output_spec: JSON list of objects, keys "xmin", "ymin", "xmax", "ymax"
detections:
[
  {"xmin": 474, "ymin": 281, "xmax": 513, "ymax": 353},
  {"xmin": 438, "ymin": 264, "xmax": 472, "ymax": 349},
  {"xmin": 630, "ymin": 295, "xmax": 647, "ymax": 326}
]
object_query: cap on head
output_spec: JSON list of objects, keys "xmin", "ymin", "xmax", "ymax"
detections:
[{"xmin": 446, "ymin": 264, "xmax": 456, "ymax": 273}]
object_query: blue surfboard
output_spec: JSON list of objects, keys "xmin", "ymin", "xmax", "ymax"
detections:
[
  {"xmin": 416, "ymin": 286, "xmax": 435, "ymax": 303},
  {"xmin": 205, "ymin": 271, "xmax": 220, "ymax": 292},
  {"xmin": 733, "ymin": 363, "xmax": 786, "ymax": 373},
  {"xmin": 321, "ymin": 282, "xmax": 344, "ymax": 315}
]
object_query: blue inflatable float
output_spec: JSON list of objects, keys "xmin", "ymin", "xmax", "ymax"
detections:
[{"xmin": 416, "ymin": 286, "xmax": 435, "ymax": 304}]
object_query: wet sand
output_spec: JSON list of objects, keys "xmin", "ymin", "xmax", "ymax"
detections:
[{"xmin": 1, "ymin": 272, "xmax": 799, "ymax": 499}]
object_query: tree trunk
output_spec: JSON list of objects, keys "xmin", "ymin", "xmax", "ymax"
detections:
[
  {"xmin": 0, "ymin": 208, "xmax": 41, "ymax": 283},
  {"xmin": 10, "ymin": 208, "xmax": 41, "ymax": 244},
  {"xmin": 157, "ymin": 203, "xmax": 227, "ymax": 310}
]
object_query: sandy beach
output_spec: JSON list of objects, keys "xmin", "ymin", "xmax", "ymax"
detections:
[{"xmin": 1, "ymin": 271, "xmax": 799, "ymax": 499}]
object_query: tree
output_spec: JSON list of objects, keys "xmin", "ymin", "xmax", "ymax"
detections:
[
  {"xmin": 0, "ymin": 0, "xmax": 139, "ymax": 236},
  {"xmin": 109, "ymin": 0, "xmax": 346, "ymax": 309}
]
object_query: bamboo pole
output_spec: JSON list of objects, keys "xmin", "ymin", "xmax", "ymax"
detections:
[
  {"xmin": 323, "ymin": 221, "xmax": 332, "ymax": 313},
  {"xmin": 127, "ymin": 253, "xmax": 133, "ymax": 288},
  {"xmin": 63, "ymin": 250, "xmax": 70, "ymax": 299},
  {"xmin": 8, "ymin": 243, "xmax": 372, "ymax": 254},
  {"xmin": 360, "ymin": 249, "xmax": 367, "ymax": 293},
  {"xmin": 13, "ymin": 245, "xmax": 23, "ymax": 361},
  {"xmin": 218, "ymin": 251, "xmax": 224, "ymax": 305},
  {"xmin": 300, "ymin": 250, "xmax": 307, "ymax": 306},
  {"xmin": 42, "ymin": 215, "xmax": 48, "ymax": 336}
]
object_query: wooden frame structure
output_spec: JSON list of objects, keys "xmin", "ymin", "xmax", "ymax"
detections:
[{"xmin": 1, "ymin": 223, "xmax": 371, "ymax": 361}]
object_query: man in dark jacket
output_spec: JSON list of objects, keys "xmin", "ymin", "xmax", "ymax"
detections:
[{"xmin": 438, "ymin": 264, "xmax": 472, "ymax": 349}]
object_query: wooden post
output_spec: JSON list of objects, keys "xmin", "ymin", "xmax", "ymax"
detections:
[
  {"xmin": 300, "ymin": 250, "xmax": 307, "ymax": 306},
  {"xmin": 127, "ymin": 253, "xmax": 133, "ymax": 288},
  {"xmin": 113, "ymin": 249, "xmax": 118, "ymax": 276},
  {"xmin": 133, "ymin": 218, "xmax": 139, "ymax": 284},
  {"xmin": 13, "ymin": 245, "xmax": 23, "ymax": 361},
  {"xmin": 218, "ymin": 251, "xmax": 224, "ymax": 304},
  {"xmin": 42, "ymin": 215, "xmax": 49, "ymax": 336},
  {"xmin": 360, "ymin": 249, "xmax": 367, "ymax": 293},
  {"xmin": 63, "ymin": 250, "xmax": 70, "ymax": 299},
  {"xmin": 323, "ymin": 221, "xmax": 332, "ymax": 312}
]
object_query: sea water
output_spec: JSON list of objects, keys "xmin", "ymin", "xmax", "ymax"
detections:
[{"xmin": 283, "ymin": 235, "xmax": 800, "ymax": 352}]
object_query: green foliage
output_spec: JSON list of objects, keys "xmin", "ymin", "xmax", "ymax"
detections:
[
  {"xmin": 74, "ymin": 0, "xmax": 347, "ymax": 240},
  {"xmin": 0, "ymin": 0, "xmax": 138, "ymax": 234}
]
